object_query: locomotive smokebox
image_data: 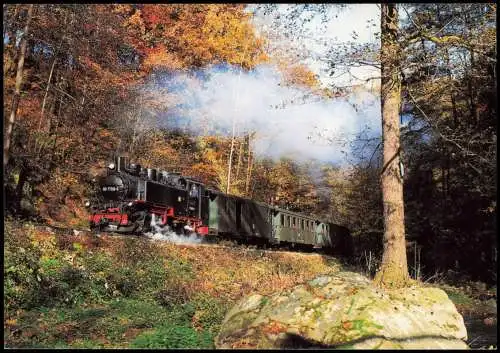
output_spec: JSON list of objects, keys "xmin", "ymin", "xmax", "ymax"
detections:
[{"xmin": 147, "ymin": 168, "xmax": 157, "ymax": 181}]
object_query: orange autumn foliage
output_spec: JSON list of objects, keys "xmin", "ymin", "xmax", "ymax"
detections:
[{"xmin": 129, "ymin": 4, "xmax": 268, "ymax": 70}]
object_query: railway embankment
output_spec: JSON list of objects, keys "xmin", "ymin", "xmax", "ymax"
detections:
[{"xmin": 4, "ymin": 219, "xmax": 496, "ymax": 349}]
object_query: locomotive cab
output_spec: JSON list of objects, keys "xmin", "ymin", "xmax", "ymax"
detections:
[{"xmin": 186, "ymin": 179, "xmax": 203, "ymax": 218}]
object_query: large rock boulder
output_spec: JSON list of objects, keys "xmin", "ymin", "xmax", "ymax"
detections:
[{"xmin": 215, "ymin": 271, "xmax": 468, "ymax": 349}]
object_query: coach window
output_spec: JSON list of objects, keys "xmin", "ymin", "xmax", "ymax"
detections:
[{"xmin": 280, "ymin": 214, "xmax": 284, "ymax": 226}]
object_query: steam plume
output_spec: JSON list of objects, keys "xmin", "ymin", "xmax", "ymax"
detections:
[{"xmin": 143, "ymin": 63, "xmax": 380, "ymax": 164}]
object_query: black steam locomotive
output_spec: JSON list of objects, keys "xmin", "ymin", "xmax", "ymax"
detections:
[{"xmin": 86, "ymin": 156, "xmax": 352, "ymax": 253}]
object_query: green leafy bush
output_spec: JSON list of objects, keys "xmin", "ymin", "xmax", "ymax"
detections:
[
  {"xmin": 191, "ymin": 293, "xmax": 229, "ymax": 335},
  {"xmin": 4, "ymin": 226, "xmax": 42, "ymax": 310}
]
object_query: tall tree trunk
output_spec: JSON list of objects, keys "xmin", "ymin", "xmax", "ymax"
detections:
[
  {"xmin": 40, "ymin": 58, "xmax": 57, "ymax": 119},
  {"xmin": 466, "ymin": 52, "xmax": 478, "ymax": 126},
  {"xmin": 444, "ymin": 49, "xmax": 459, "ymax": 128},
  {"xmin": 15, "ymin": 164, "xmax": 28, "ymax": 212},
  {"xmin": 227, "ymin": 66, "xmax": 244, "ymax": 194},
  {"xmin": 235, "ymin": 136, "xmax": 244, "ymax": 184},
  {"xmin": 226, "ymin": 119, "xmax": 236, "ymax": 194},
  {"xmin": 4, "ymin": 4, "xmax": 34, "ymax": 170},
  {"xmin": 373, "ymin": 3, "xmax": 410, "ymax": 288},
  {"xmin": 245, "ymin": 133, "xmax": 254, "ymax": 196}
]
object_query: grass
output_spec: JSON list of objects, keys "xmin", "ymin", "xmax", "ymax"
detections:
[
  {"xmin": 4, "ymin": 219, "xmax": 342, "ymax": 349},
  {"xmin": 443, "ymin": 288, "xmax": 476, "ymax": 306}
]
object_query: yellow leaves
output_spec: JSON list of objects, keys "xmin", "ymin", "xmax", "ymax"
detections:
[
  {"xmin": 423, "ymin": 34, "xmax": 462, "ymax": 45},
  {"xmin": 112, "ymin": 4, "xmax": 133, "ymax": 17},
  {"xmin": 119, "ymin": 317, "xmax": 131, "ymax": 325},
  {"xmin": 5, "ymin": 318, "xmax": 18, "ymax": 326},
  {"xmin": 124, "ymin": 8, "xmax": 145, "ymax": 34},
  {"xmin": 98, "ymin": 128, "xmax": 113, "ymax": 138},
  {"xmin": 279, "ymin": 62, "xmax": 321, "ymax": 90},
  {"xmin": 30, "ymin": 231, "xmax": 58, "ymax": 257},
  {"xmin": 202, "ymin": 5, "xmax": 267, "ymax": 68},
  {"xmin": 139, "ymin": 4, "xmax": 266, "ymax": 70}
]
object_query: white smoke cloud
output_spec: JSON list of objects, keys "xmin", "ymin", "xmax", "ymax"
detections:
[
  {"xmin": 143, "ymin": 64, "xmax": 380, "ymax": 164},
  {"xmin": 144, "ymin": 215, "xmax": 205, "ymax": 244}
]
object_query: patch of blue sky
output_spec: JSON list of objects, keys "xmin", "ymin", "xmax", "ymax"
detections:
[{"xmin": 33, "ymin": 42, "xmax": 54, "ymax": 58}]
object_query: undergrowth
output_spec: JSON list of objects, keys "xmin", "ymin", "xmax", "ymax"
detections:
[{"xmin": 4, "ymin": 219, "xmax": 341, "ymax": 348}]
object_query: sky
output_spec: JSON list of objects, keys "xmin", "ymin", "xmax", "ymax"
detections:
[
  {"xmin": 144, "ymin": 4, "xmax": 383, "ymax": 166},
  {"xmin": 249, "ymin": 4, "xmax": 381, "ymax": 89}
]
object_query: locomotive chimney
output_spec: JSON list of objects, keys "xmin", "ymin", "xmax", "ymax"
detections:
[
  {"xmin": 147, "ymin": 168, "xmax": 157, "ymax": 181},
  {"xmin": 117, "ymin": 156, "xmax": 129, "ymax": 172}
]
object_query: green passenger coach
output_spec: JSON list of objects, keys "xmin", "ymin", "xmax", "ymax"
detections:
[{"xmin": 206, "ymin": 190, "xmax": 347, "ymax": 253}]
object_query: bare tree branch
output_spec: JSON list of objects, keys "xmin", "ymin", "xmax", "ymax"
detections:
[{"xmin": 406, "ymin": 89, "xmax": 490, "ymax": 165}]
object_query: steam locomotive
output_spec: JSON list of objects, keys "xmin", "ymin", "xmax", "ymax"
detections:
[{"xmin": 86, "ymin": 156, "xmax": 352, "ymax": 253}]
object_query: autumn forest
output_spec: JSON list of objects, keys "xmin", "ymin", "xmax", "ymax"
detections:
[
  {"xmin": 4, "ymin": 3, "xmax": 497, "ymax": 279},
  {"xmin": 3, "ymin": 3, "xmax": 498, "ymax": 349},
  {"xmin": 3, "ymin": 2, "xmax": 497, "ymax": 338}
]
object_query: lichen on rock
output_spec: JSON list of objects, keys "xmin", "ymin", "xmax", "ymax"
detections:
[{"xmin": 215, "ymin": 271, "xmax": 469, "ymax": 349}]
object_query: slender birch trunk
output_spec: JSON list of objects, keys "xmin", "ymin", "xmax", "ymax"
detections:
[
  {"xmin": 226, "ymin": 119, "xmax": 237, "ymax": 194},
  {"xmin": 235, "ymin": 135, "xmax": 244, "ymax": 184},
  {"xmin": 245, "ymin": 133, "xmax": 254, "ymax": 196}
]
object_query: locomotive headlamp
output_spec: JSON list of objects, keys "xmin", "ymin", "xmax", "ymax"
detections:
[
  {"xmin": 127, "ymin": 202, "xmax": 133, "ymax": 207},
  {"xmin": 84, "ymin": 200, "xmax": 91, "ymax": 208},
  {"xmin": 108, "ymin": 163, "xmax": 116, "ymax": 170}
]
